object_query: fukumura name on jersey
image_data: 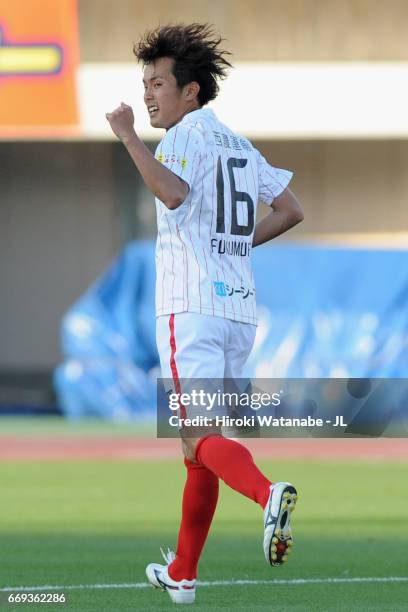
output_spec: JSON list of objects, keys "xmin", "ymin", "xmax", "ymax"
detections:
[{"xmin": 210, "ymin": 238, "xmax": 251, "ymax": 257}]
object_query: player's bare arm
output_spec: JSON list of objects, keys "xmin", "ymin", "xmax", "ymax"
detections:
[
  {"xmin": 106, "ymin": 102, "xmax": 188, "ymax": 209},
  {"xmin": 252, "ymin": 187, "xmax": 304, "ymax": 247}
]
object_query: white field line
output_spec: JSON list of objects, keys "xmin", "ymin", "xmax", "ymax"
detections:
[{"xmin": 1, "ymin": 576, "xmax": 408, "ymax": 592}]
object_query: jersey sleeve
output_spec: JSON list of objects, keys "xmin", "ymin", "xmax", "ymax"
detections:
[
  {"xmin": 155, "ymin": 123, "xmax": 205, "ymax": 189},
  {"xmin": 255, "ymin": 149, "xmax": 294, "ymax": 206}
]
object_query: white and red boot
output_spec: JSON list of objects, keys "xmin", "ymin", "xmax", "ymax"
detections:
[
  {"xmin": 146, "ymin": 548, "xmax": 196, "ymax": 604},
  {"xmin": 263, "ymin": 482, "xmax": 298, "ymax": 566}
]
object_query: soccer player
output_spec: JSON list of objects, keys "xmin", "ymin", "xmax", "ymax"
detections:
[{"xmin": 106, "ymin": 23, "xmax": 304, "ymax": 605}]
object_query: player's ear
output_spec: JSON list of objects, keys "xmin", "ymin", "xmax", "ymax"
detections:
[{"xmin": 184, "ymin": 81, "xmax": 200, "ymax": 101}]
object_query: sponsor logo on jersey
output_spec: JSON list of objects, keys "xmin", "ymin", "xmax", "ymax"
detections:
[
  {"xmin": 213, "ymin": 280, "xmax": 255, "ymax": 299},
  {"xmin": 213, "ymin": 281, "xmax": 227, "ymax": 297},
  {"xmin": 156, "ymin": 152, "xmax": 187, "ymax": 168}
]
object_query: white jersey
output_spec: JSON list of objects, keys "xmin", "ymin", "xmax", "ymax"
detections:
[{"xmin": 154, "ymin": 108, "xmax": 293, "ymax": 326}]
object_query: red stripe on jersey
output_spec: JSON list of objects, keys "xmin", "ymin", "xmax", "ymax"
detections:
[
  {"xmin": 187, "ymin": 199, "xmax": 202, "ymax": 311},
  {"xmin": 217, "ymin": 152, "xmax": 235, "ymax": 319},
  {"xmin": 169, "ymin": 314, "xmax": 187, "ymax": 420},
  {"xmin": 181, "ymin": 122, "xmax": 199, "ymax": 184},
  {"xmin": 210, "ymin": 150, "xmax": 225, "ymax": 317},
  {"xmin": 176, "ymin": 223, "xmax": 189, "ymax": 310},
  {"xmin": 199, "ymin": 156, "xmax": 211, "ymax": 312},
  {"xmin": 169, "ymin": 126, "xmax": 179, "ymax": 171},
  {"xmin": 235, "ymin": 150, "xmax": 245, "ymax": 322},
  {"xmin": 180, "ymin": 125, "xmax": 192, "ymax": 179},
  {"xmin": 164, "ymin": 212, "xmax": 176, "ymax": 312},
  {"xmin": 247, "ymin": 154, "xmax": 258, "ymax": 323},
  {"xmin": 157, "ymin": 228, "xmax": 165, "ymax": 313},
  {"xmin": 207, "ymin": 152, "xmax": 216, "ymax": 316}
]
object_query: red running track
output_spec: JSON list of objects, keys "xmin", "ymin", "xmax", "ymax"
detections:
[{"xmin": 0, "ymin": 437, "xmax": 408, "ymax": 461}]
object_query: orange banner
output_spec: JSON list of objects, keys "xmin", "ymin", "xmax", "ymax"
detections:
[{"xmin": 0, "ymin": 0, "xmax": 79, "ymax": 133}]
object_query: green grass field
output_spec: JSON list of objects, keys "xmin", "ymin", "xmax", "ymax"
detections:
[{"xmin": 1, "ymin": 443, "xmax": 408, "ymax": 611}]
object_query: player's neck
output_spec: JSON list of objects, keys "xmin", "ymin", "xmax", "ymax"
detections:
[{"xmin": 166, "ymin": 103, "xmax": 203, "ymax": 131}]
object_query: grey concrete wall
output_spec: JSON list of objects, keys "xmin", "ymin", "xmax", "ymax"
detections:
[
  {"xmin": 79, "ymin": 0, "xmax": 408, "ymax": 62},
  {"xmin": 0, "ymin": 143, "xmax": 117, "ymax": 369},
  {"xmin": 255, "ymin": 140, "xmax": 408, "ymax": 234}
]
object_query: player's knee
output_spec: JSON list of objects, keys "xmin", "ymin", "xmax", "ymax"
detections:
[
  {"xmin": 181, "ymin": 428, "xmax": 222, "ymax": 462},
  {"xmin": 181, "ymin": 438, "xmax": 198, "ymax": 462}
]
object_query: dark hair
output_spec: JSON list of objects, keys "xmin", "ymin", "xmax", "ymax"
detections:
[{"xmin": 133, "ymin": 23, "xmax": 232, "ymax": 106}]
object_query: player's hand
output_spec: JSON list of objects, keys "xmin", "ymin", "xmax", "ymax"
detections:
[{"xmin": 106, "ymin": 102, "xmax": 135, "ymax": 141}]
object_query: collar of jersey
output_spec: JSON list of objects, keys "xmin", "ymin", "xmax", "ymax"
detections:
[{"xmin": 179, "ymin": 107, "xmax": 216, "ymax": 125}]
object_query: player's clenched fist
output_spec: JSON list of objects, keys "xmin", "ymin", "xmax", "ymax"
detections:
[{"xmin": 106, "ymin": 102, "xmax": 135, "ymax": 141}]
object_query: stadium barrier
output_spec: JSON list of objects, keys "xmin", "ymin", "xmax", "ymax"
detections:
[{"xmin": 55, "ymin": 241, "xmax": 408, "ymax": 420}]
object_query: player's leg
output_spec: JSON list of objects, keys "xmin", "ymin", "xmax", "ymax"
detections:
[
  {"xmin": 145, "ymin": 453, "xmax": 218, "ymax": 603},
  {"xmin": 193, "ymin": 434, "xmax": 272, "ymax": 506},
  {"xmin": 190, "ymin": 321, "xmax": 271, "ymax": 505},
  {"xmin": 169, "ymin": 456, "xmax": 218, "ymax": 577},
  {"xmin": 193, "ymin": 432, "xmax": 297, "ymax": 565},
  {"xmin": 190, "ymin": 321, "xmax": 298, "ymax": 566},
  {"xmin": 146, "ymin": 313, "xmax": 224, "ymax": 602}
]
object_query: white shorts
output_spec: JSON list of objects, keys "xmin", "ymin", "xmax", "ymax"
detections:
[{"xmin": 156, "ymin": 312, "xmax": 256, "ymax": 420}]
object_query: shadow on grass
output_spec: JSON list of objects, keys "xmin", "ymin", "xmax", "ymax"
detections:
[{"xmin": 1, "ymin": 533, "xmax": 407, "ymax": 611}]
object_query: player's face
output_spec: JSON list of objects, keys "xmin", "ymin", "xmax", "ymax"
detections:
[{"xmin": 143, "ymin": 57, "xmax": 195, "ymax": 130}]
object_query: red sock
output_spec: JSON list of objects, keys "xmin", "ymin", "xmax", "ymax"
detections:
[
  {"xmin": 168, "ymin": 458, "xmax": 219, "ymax": 581},
  {"xmin": 196, "ymin": 435, "xmax": 271, "ymax": 508}
]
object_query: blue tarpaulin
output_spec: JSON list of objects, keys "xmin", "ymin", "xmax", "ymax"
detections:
[{"xmin": 54, "ymin": 242, "xmax": 408, "ymax": 420}]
